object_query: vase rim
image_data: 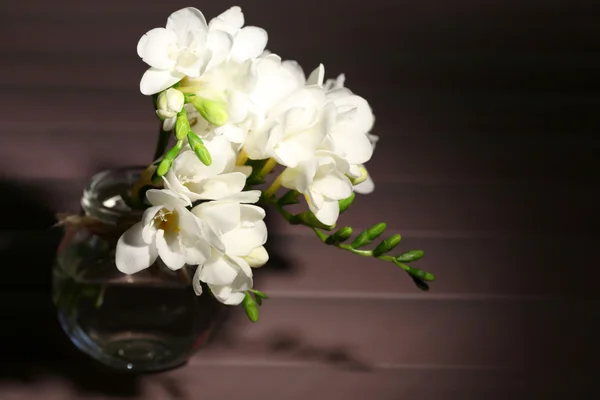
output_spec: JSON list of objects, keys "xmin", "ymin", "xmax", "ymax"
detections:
[{"xmin": 81, "ymin": 166, "xmax": 147, "ymax": 223}]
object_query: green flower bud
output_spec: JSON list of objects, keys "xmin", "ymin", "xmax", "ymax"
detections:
[
  {"xmin": 175, "ymin": 112, "xmax": 191, "ymax": 140},
  {"xmin": 349, "ymin": 166, "xmax": 368, "ymax": 186},
  {"xmin": 372, "ymin": 234, "xmax": 401, "ymax": 257},
  {"xmin": 243, "ymin": 292, "xmax": 259, "ymax": 322},
  {"xmin": 366, "ymin": 223, "xmax": 386, "ymax": 240},
  {"xmin": 338, "ymin": 193, "xmax": 355, "ymax": 214},
  {"xmin": 187, "ymin": 132, "xmax": 212, "ymax": 166},
  {"xmin": 326, "ymin": 226, "xmax": 353, "ymax": 245},
  {"xmin": 396, "ymin": 250, "xmax": 425, "ymax": 262},
  {"xmin": 189, "ymin": 96, "xmax": 228, "ymax": 126},
  {"xmin": 156, "ymin": 159, "xmax": 172, "ymax": 177}
]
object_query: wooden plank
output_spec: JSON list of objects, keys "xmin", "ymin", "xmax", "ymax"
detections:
[
  {"xmin": 0, "ymin": 364, "xmax": 595, "ymax": 400},
  {"xmin": 2, "ymin": 178, "xmax": 599, "ymax": 234},
  {"xmin": 5, "ymin": 228, "xmax": 597, "ymax": 296},
  {"xmin": 2, "ymin": 127, "xmax": 599, "ymax": 182},
  {"xmin": 2, "ymin": 292, "xmax": 597, "ymax": 369}
]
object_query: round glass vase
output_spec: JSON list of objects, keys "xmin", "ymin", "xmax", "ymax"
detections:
[{"xmin": 52, "ymin": 167, "xmax": 219, "ymax": 372}]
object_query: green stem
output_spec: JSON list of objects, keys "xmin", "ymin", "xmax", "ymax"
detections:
[{"xmin": 153, "ymin": 125, "xmax": 171, "ymax": 161}]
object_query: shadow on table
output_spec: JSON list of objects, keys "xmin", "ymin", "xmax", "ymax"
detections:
[{"xmin": 0, "ymin": 178, "xmax": 311, "ymax": 398}]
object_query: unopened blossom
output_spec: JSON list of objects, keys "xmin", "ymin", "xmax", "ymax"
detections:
[
  {"xmin": 191, "ymin": 201, "xmax": 268, "ymax": 305},
  {"xmin": 163, "ymin": 135, "xmax": 260, "ymax": 203},
  {"xmin": 280, "ymin": 150, "xmax": 353, "ymax": 225},
  {"xmin": 137, "ymin": 7, "xmax": 234, "ymax": 95},
  {"xmin": 116, "ymin": 189, "xmax": 220, "ymax": 274},
  {"xmin": 156, "ymin": 88, "xmax": 185, "ymax": 131}
]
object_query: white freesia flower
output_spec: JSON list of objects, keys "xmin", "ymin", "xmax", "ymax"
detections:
[
  {"xmin": 191, "ymin": 201, "xmax": 268, "ymax": 305},
  {"xmin": 245, "ymin": 85, "xmax": 336, "ymax": 168},
  {"xmin": 207, "ymin": 6, "xmax": 268, "ymax": 64},
  {"xmin": 164, "ymin": 135, "xmax": 259, "ymax": 203},
  {"xmin": 116, "ymin": 189, "xmax": 220, "ymax": 275},
  {"xmin": 137, "ymin": 7, "xmax": 234, "ymax": 95},
  {"xmin": 156, "ymin": 88, "xmax": 185, "ymax": 131},
  {"xmin": 280, "ymin": 150, "xmax": 353, "ymax": 225}
]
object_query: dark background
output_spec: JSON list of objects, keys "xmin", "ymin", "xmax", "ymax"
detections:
[{"xmin": 1, "ymin": 0, "xmax": 599, "ymax": 398}]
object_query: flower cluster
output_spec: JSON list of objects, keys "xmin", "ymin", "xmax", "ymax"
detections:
[{"xmin": 117, "ymin": 6, "xmax": 432, "ymax": 320}]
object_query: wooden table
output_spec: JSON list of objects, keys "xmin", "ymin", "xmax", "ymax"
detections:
[{"xmin": 1, "ymin": 1, "xmax": 598, "ymax": 398}]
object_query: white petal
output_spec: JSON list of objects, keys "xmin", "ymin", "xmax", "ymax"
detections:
[
  {"xmin": 353, "ymin": 173, "xmax": 375, "ymax": 194},
  {"xmin": 206, "ymin": 30, "xmax": 233, "ymax": 69},
  {"xmin": 226, "ymin": 91, "xmax": 249, "ymax": 124},
  {"xmin": 208, "ymin": 6, "xmax": 244, "ymax": 36},
  {"xmin": 166, "ymin": 7, "xmax": 208, "ymax": 47},
  {"xmin": 189, "ymin": 172, "xmax": 247, "ymax": 200},
  {"xmin": 198, "ymin": 252, "xmax": 238, "ymax": 286},
  {"xmin": 192, "ymin": 266, "xmax": 203, "ymax": 296},
  {"xmin": 146, "ymin": 188, "xmax": 191, "ymax": 208},
  {"xmin": 329, "ymin": 130, "xmax": 374, "ymax": 165},
  {"xmin": 140, "ymin": 68, "xmax": 185, "ymax": 96},
  {"xmin": 306, "ymin": 64, "xmax": 325, "ymax": 86},
  {"xmin": 213, "ymin": 123, "xmax": 246, "ymax": 143},
  {"xmin": 137, "ymin": 28, "xmax": 179, "ymax": 69},
  {"xmin": 141, "ymin": 206, "xmax": 163, "ymax": 243},
  {"xmin": 313, "ymin": 198, "xmax": 340, "ymax": 226},
  {"xmin": 221, "ymin": 220, "xmax": 267, "ymax": 256},
  {"xmin": 116, "ymin": 222, "xmax": 158, "ymax": 274},
  {"xmin": 230, "ymin": 26, "xmax": 268, "ymax": 62},
  {"xmin": 221, "ymin": 190, "xmax": 261, "ymax": 204},
  {"xmin": 312, "ymin": 171, "xmax": 353, "ymax": 200},
  {"xmin": 243, "ymin": 246, "xmax": 269, "ymax": 268},
  {"xmin": 162, "ymin": 117, "xmax": 176, "ymax": 132},
  {"xmin": 282, "ymin": 60, "xmax": 306, "ymax": 86},
  {"xmin": 192, "ymin": 200, "xmax": 240, "ymax": 235},
  {"xmin": 280, "ymin": 160, "xmax": 317, "ymax": 193},
  {"xmin": 174, "ymin": 50, "xmax": 210, "ymax": 77},
  {"xmin": 155, "ymin": 230, "xmax": 186, "ymax": 270},
  {"xmin": 176, "ymin": 207, "xmax": 212, "ymax": 265}
]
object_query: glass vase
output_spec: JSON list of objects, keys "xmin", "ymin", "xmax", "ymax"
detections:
[{"xmin": 52, "ymin": 167, "xmax": 219, "ymax": 372}]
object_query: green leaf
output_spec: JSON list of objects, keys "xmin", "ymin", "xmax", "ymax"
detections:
[
  {"xmin": 372, "ymin": 234, "xmax": 401, "ymax": 257},
  {"xmin": 325, "ymin": 226, "xmax": 353, "ymax": 245},
  {"xmin": 338, "ymin": 193, "xmax": 355, "ymax": 214},
  {"xmin": 277, "ymin": 190, "xmax": 300, "ymax": 206},
  {"xmin": 243, "ymin": 292, "xmax": 259, "ymax": 322},
  {"xmin": 396, "ymin": 250, "xmax": 425, "ymax": 263}
]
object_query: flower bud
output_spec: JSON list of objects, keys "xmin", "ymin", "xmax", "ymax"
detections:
[
  {"xmin": 372, "ymin": 234, "xmax": 401, "ymax": 257},
  {"xmin": 396, "ymin": 250, "xmax": 425, "ymax": 262},
  {"xmin": 349, "ymin": 166, "xmax": 369, "ymax": 186},
  {"xmin": 243, "ymin": 246, "xmax": 270, "ymax": 268},
  {"xmin": 156, "ymin": 88, "xmax": 185, "ymax": 120},
  {"xmin": 189, "ymin": 96, "xmax": 229, "ymax": 126}
]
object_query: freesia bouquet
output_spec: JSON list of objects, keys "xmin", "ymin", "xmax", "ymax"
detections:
[{"xmin": 116, "ymin": 6, "xmax": 434, "ymax": 321}]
